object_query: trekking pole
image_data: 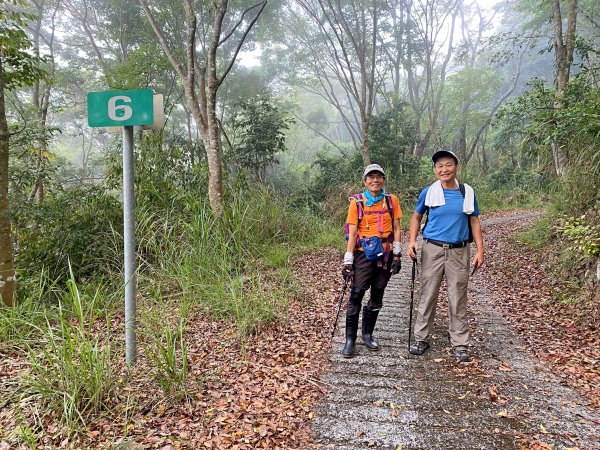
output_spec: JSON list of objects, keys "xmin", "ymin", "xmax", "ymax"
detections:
[
  {"xmin": 408, "ymin": 257, "xmax": 417, "ymax": 352},
  {"xmin": 331, "ymin": 278, "xmax": 351, "ymax": 339}
]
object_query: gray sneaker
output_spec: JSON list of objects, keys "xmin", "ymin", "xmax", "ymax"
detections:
[
  {"xmin": 453, "ymin": 348, "xmax": 471, "ymax": 363},
  {"xmin": 409, "ymin": 341, "xmax": 430, "ymax": 355}
]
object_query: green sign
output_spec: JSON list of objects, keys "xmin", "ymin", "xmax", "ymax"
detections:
[{"xmin": 87, "ymin": 89, "xmax": 154, "ymax": 127}]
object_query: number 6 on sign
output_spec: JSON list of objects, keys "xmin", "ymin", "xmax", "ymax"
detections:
[
  {"xmin": 108, "ymin": 96, "xmax": 133, "ymax": 121},
  {"xmin": 87, "ymin": 89, "xmax": 154, "ymax": 127}
]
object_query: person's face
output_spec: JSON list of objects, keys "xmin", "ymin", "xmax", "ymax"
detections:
[
  {"xmin": 363, "ymin": 171, "xmax": 385, "ymax": 193},
  {"xmin": 434, "ymin": 157, "xmax": 458, "ymax": 183}
]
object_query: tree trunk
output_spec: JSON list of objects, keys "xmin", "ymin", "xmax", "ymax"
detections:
[
  {"xmin": 205, "ymin": 89, "xmax": 225, "ymax": 215},
  {"xmin": 360, "ymin": 116, "xmax": 371, "ymax": 166},
  {"xmin": 551, "ymin": 0, "xmax": 577, "ymax": 177},
  {"xmin": 140, "ymin": 0, "xmax": 265, "ymax": 215},
  {"xmin": 30, "ymin": 12, "xmax": 44, "ymax": 204},
  {"xmin": 453, "ymin": 120, "xmax": 467, "ymax": 165},
  {"xmin": 0, "ymin": 61, "xmax": 16, "ymax": 306}
]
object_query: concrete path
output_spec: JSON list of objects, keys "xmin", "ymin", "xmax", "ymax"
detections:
[{"xmin": 311, "ymin": 213, "xmax": 600, "ymax": 450}]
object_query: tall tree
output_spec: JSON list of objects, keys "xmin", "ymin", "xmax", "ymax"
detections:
[
  {"xmin": 383, "ymin": 0, "xmax": 462, "ymax": 160},
  {"xmin": 139, "ymin": 0, "xmax": 267, "ymax": 214},
  {"xmin": 446, "ymin": 2, "xmax": 525, "ymax": 168},
  {"xmin": 28, "ymin": 0, "xmax": 61, "ymax": 203},
  {"xmin": 0, "ymin": 0, "xmax": 45, "ymax": 306},
  {"xmin": 287, "ymin": 0, "xmax": 384, "ymax": 165},
  {"xmin": 551, "ymin": 0, "xmax": 577, "ymax": 177},
  {"xmin": 449, "ymin": 2, "xmax": 491, "ymax": 165}
]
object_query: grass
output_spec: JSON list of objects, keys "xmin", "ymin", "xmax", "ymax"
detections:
[
  {"xmin": 132, "ymin": 186, "xmax": 333, "ymax": 337},
  {"xmin": 515, "ymin": 216, "xmax": 553, "ymax": 250},
  {"xmin": 1, "ymin": 186, "xmax": 339, "ymax": 446},
  {"xmin": 19, "ymin": 273, "xmax": 116, "ymax": 437},
  {"xmin": 143, "ymin": 318, "xmax": 190, "ymax": 401}
]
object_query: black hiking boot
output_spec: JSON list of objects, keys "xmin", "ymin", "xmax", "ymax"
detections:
[
  {"xmin": 453, "ymin": 348, "xmax": 471, "ymax": 363},
  {"xmin": 409, "ymin": 340, "xmax": 430, "ymax": 355},
  {"xmin": 341, "ymin": 314, "xmax": 359, "ymax": 358},
  {"xmin": 361, "ymin": 307, "xmax": 380, "ymax": 351}
]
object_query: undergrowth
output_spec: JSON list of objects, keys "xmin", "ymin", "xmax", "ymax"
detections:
[{"xmin": 0, "ymin": 186, "xmax": 336, "ymax": 446}]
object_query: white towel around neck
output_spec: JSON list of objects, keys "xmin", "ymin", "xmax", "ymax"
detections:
[{"xmin": 424, "ymin": 179, "xmax": 475, "ymax": 214}]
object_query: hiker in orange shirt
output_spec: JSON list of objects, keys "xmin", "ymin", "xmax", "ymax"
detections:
[{"xmin": 341, "ymin": 164, "xmax": 403, "ymax": 358}]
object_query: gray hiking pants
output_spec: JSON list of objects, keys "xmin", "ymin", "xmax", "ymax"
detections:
[{"xmin": 413, "ymin": 240, "xmax": 470, "ymax": 350}]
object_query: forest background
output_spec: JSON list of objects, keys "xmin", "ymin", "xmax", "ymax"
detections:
[{"xmin": 0, "ymin": 0, "xmax": 598, "ymax": 445}]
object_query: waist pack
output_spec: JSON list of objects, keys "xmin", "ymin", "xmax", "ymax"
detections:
[{"xmin": 360, "ymin": 236, "xmax": 384, "ymax": 261}]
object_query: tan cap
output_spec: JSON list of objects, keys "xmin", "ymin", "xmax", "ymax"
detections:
[{"xmin": 363, "ymin": 164, "xmax": 385, "ymax": 179}]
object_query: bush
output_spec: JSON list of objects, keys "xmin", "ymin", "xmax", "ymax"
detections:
[{"xmin": 14, "ymin": 186, "xmax": 123, "ymax": 297}]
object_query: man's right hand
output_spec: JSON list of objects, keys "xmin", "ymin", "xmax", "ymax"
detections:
[
  {"xmin": 342, "ymin": 264, "xmax": 354, "ymax": 282},
  {"xmin": 407, "ymin": 242, "xmax": 418, "ymax": 260}
]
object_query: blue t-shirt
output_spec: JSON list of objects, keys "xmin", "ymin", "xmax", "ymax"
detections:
[{"xmin": 415, "ymin": 186, "xmax": 480, "ymax": 244}]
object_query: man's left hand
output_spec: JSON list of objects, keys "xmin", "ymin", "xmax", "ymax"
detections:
[{"xmin": 471, "ymin": 252, "xmax": 484, "ymax": 271}]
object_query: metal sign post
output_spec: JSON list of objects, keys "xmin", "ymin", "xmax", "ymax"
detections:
[
  {"xmin": 122, "ymin": 125, "xmax": 136, "ymax": 365},
  {"xmin": 87, "ymin": 89, "xmax": 159, "ymax": 366}
]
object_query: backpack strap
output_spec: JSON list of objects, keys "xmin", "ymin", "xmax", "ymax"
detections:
[
  {"xmin": 353, "ymin": 193, "xmax": 364, "ymax": 221},
  {"xmin": 459, "ymin": 183, "xmax": 474, "ymax": 243},
  {"xmin": 350, "ymin": 193, "xmax": 395, "ymax": 241},
  {"xmin": 384, "ymin": 193, "xmax": 394, "ymax": 222},
  {"xmin": 361, "ymin": 193, "xmax": 395, "ymax": 235}
]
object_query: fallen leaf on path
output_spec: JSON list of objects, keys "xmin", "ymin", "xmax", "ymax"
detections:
[{"xmin": 497, "ymin": 409, "xmax": 509, "ymax": 417}]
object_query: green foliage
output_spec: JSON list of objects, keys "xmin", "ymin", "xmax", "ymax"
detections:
[
  {"xmin": 517, "ymin": 216, "xmax": 553, "ymax": 250},
  {"xmin": 497, "ymin": 73, "xmax": 600, "ymax": 177},
  {"xmin": 0, "ymin": 273, "xmax": 51, "ymax": 350},
  {"xmin": 369, "ymin": 102, "xmax": 418, "ymax": 184},
  {"xmin": 0, "ymin": 0, "xmax": 46, "ymax": 88},
  {"xmin": 132, "ymin": 184, "xmax": 331, "ymax": 337},
  {"xmin": 103, "ymin": 44, "xmax": 172, "ymax": 90},
  {"xmin": 550, "ymin": 210, "xmax": 600, "ymax": 303},
  {"xmin": 310, "ymin": 149, "xmax": 362, "ymax": 202},
  {"xmin": 559, "ymin": 215, "xmax": 600, "ymax": 258},
  {"xmin": 14, "ymin": 186, "xmax": 123, "ymax": 294},
  {"xmin": 8, "ymin": 124, "xmax": 62, "ymax": 203},
  {"xmin": 227, "ymin": 94, "xmax": 293, "ymax": 179},
  {"xmin": 105, "ymin": 132, "xmax": 207, "ymax": 210},
  {"xmin": 486, "ymin": 166, "xmax": 547, "ymax": 193},
  {"xmin": 442, "ymin": 67, "xmax": 503, "ymax": 134}
]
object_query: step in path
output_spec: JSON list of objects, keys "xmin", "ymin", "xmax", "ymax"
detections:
[{"xmin": 311, "ymin": 212, "xmax": 600, "ymax": 450}]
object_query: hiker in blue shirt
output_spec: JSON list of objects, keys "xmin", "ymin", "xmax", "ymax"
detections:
[{"xmin": 406, "ymin": 150, "xmax": 484, "ymax": 363}]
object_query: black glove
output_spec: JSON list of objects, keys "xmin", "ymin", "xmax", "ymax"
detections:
[
  {"xmin": 342, "ymin": 264, "xmax": 354, "ymax": 281},
  {"xmin": 390, "ymin": 258, "xmax": 401, "ymax": 274}
]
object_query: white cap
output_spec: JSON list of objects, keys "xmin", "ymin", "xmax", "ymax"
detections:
[{"xmin": 363, "ymin": 164, "xmax": 385, "ymax": 179}]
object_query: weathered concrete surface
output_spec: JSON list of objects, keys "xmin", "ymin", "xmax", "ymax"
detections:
[{"xmin": 311, "ymin": 213, "xmax": 600, "ymax": 450}]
